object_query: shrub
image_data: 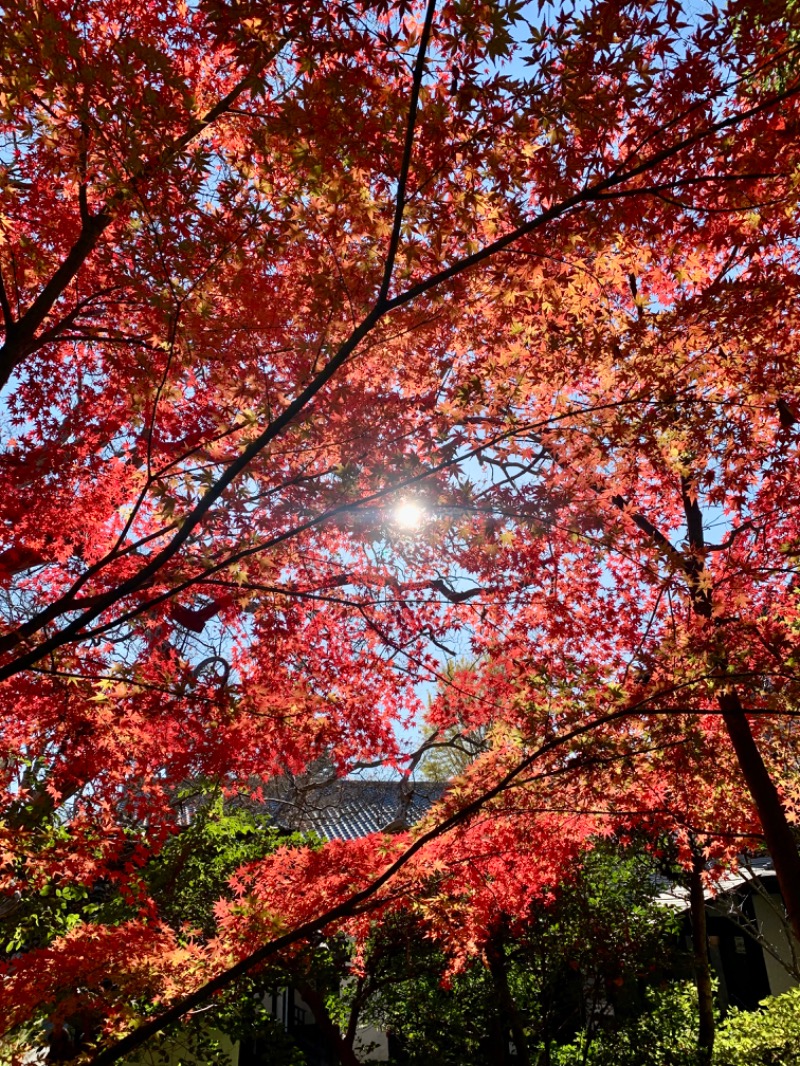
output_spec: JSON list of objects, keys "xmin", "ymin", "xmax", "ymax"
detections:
[{"xmin": 713, "ymin": 988, "xmax": 800, "ymax": 1066}]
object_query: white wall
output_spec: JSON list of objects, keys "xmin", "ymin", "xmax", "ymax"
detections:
[
  {"xmin": 354, "ymin": 1024, "xmax": 389, "ymax": 1063},
  {"xmin": 752, "ymin": 894, "xmax": 800, "ymax": 996}
]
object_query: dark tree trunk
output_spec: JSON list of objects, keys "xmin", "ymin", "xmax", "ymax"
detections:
[
  {"xmin": 295, "ymin": 981, "xmax": 362, "ymax": 1066},
  {"xmin": 678, "ymin": 482, "xmax": 800, "ymax": 948},
  {"xmin": 487, "ymin": 937, "xmax": 531, "ymax": 1066},
  {"xmin": 719, "ymin": 690, "xmax": 800, "ymax": 946},
  {"xmin": 688, "ymin": 854, "xmax": 715, "ymax": 1066}
]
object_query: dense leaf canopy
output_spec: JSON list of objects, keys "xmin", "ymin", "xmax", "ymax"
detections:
[{"xmin": 2, "ymin": 0, "xmax": 800, "ymax": 1059}]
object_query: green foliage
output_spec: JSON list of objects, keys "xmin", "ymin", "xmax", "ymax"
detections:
[
  {"xmin": 552, "ymin": 982, "xmax": 702, "ymax": 1066},
  {"xmin": 0, "ymin": 795, "xmax": 316, "ymax": 954},
  {"xmin": 119, "ymin": 1023, "xmax": 237, "ymax": 1066},
  {"xmin": 552, "ymin": 983, "xmax": 800, "ymax": 1066},
  {"xmin": 367, "ymin": 943, "xmax": 530, "ymax": 1066},
  {"xmin": 713, "ymin": 988, "xmax": 800, "ymax": 1066},
  {"xmin": 544, "ymin": 843, "xmax": 684, "ymax": 992},
  {"xmin": 122, "ymin": 803, "xmax": 320, "ymax": 1065},
  {"xmin": 417, "ymin": 724, "xmax": 488, "ymax": 782},
  {"xmin": 0, "ymin": 817, "xmax": 116, "ymax": 955},
  {"xmin": 0, "ymin": 798, "xmax": 319, "ymax": 1064},
  {"xmin": 144, "ymin": 797, "xmax": 315, "ymax": 940},
  {"xmin": 357, "ymin": 841, "xmax": 687, "ymax": 1065},
  {"xmin": 120, "ymin": 988, "xmax": 307, "ymax": 1066},
  {"xmin": 733, "ymin": 0, "xmax": 800, "ymax": 92},
  {"xmin": 120, "ymin": 802, "xmax": 319, "ymax": 1065}
]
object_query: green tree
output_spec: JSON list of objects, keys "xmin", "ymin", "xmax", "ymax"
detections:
[
  {"xmin": 352, "ymin": 841, "xmax": 686, "ymax": 1066},
  {"xmin": 1, "ymin": 798, "xmax": 315, "ymax": 1065}
]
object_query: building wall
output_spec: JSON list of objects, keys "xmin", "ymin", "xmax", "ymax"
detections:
[
  {"xmin": 752, "ymin": 894, "xmax": 800, "ymax": 997},
  {"xmin": 354, "ymin": 1024, "xmax": 389, "ymax": 1063}
]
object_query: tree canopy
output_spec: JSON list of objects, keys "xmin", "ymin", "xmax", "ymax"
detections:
[{"xmin": 2, "ymin": 0, "xmax": 800, "ymax": 1060}]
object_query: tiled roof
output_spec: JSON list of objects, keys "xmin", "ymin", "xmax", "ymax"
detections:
[
  {"xmin": 653, "ymin": 855, "xmax": 779, "ymax": 910},
  {"xmin": 261, "ymin": 778, "xmax": 446, "ymax": 841},
  {"xmin": 177, "ymin": 778, "xmax": 446, "ymax": 841}
]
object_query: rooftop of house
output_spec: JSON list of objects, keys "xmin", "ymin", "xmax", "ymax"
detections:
[
  {"xmin": 654, "ymin": 855, "xmax": 779, "ymax": 910},
  {"xmin": 261, "ymin": 778, "xmax": 446, "ymax": 840},
  {"xmin": 177, "ymin": 777, "xmax": 446, "ymax": 841}
]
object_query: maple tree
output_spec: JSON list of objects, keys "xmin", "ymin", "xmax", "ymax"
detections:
[{"xmin": 2, "ymin": 0, "xmax": 800, "ymax": 1059}]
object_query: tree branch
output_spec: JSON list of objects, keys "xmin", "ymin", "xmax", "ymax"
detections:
[
  {"xmin": 377, "ymin": 0, "xmax": 437, "ymax": 305},
  {"xmin": 0, "ymin": 42, "xmax": 287, "ymax": 392}
]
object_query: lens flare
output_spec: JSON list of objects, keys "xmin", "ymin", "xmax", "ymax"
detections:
[{"xmin": 394, "ymin": 500, "xmax": 425, "ymax": 529}]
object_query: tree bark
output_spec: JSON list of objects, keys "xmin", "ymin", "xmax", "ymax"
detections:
[
  {"xmin": 718, "ymin": 690, "xmax": 800, "ymax": 945},
  {"xmin": 0, "ymin": 214, "xmax": 111, "ymax": 391},
  {"xmin": 678, "ymin": 478, "xmax": 800, "ymax": 947},
  {"xmin": 487, "ymin": 936, "xmax": 531, "ymax": 1066},
  {"xmin": 688, "ymin": 854, "xmax": 715, "ymax": 1066},
  {"xmin": 295, "ymin": 981, "xmax": 362, "ymax": 1066}
]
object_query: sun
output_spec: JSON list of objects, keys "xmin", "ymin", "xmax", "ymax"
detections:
[{"xmin": 393, "ymin": 499, "xmax": 425, "ymax": 530}]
